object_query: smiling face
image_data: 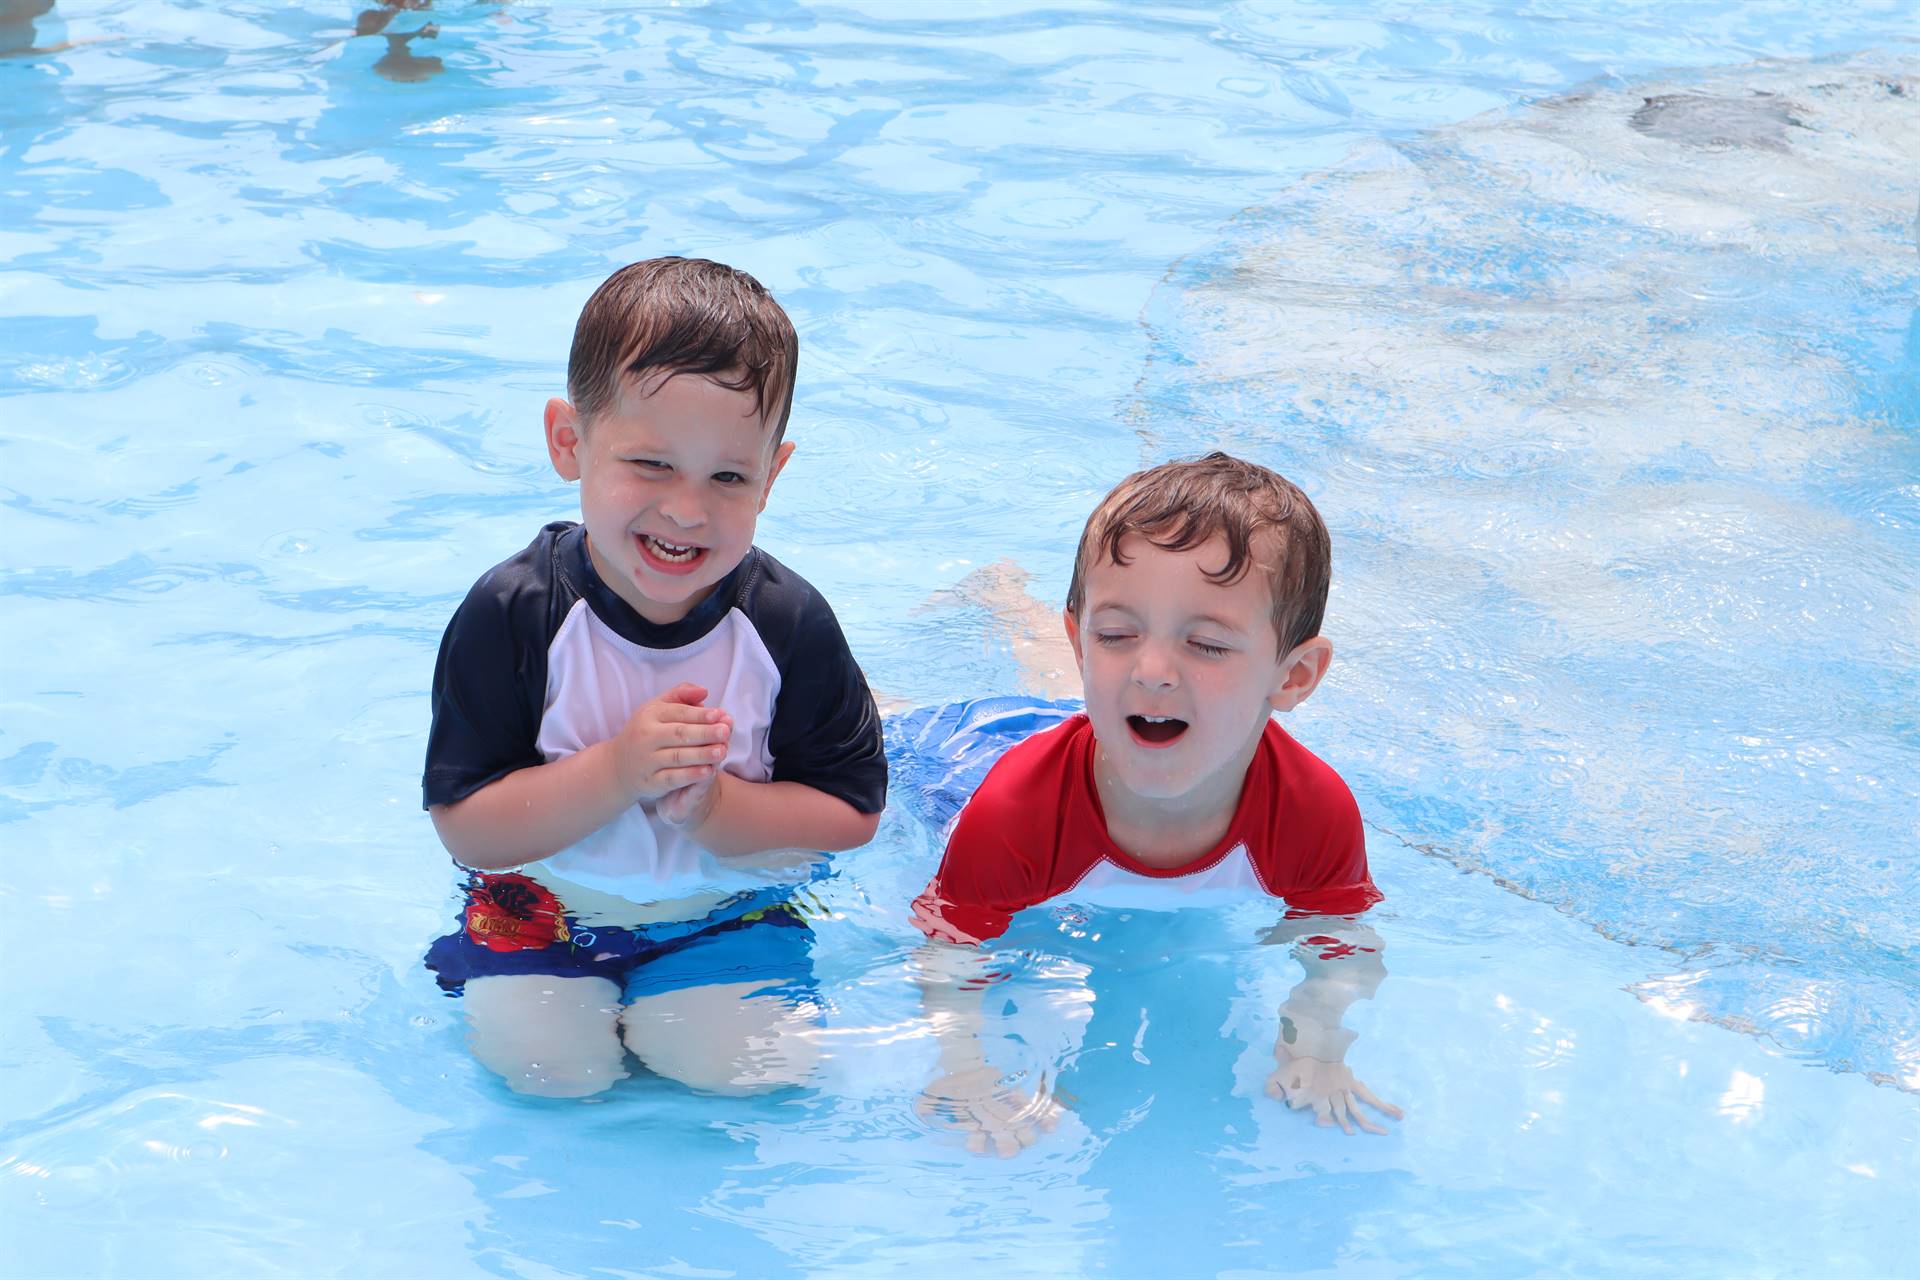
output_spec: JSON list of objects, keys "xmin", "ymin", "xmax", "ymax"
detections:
[
  {"xmin": 545, "ymin": 370, "xmax": 794, "ymax": 624},
  {"xmin": 1067, "ymin": 533, "xmax": 1331, "ymax": 818}
]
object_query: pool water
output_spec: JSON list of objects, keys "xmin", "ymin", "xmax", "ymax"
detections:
[{"xmin": 4, "ymin": 3, "xmax": 1918, "ymax": 1276}]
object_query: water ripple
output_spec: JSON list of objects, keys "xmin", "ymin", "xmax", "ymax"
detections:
[{"xmin": 1142, "ymin": 51, "xmax": 1920, "ymax": 1087}]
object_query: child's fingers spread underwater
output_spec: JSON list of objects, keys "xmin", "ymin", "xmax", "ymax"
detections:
[{"xmin": 1355, "ymin": 1080, "xmax": 1402, "ymax": 1120}]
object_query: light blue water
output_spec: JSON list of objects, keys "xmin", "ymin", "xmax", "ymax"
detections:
[{"xmin": 4, "ymin": 3, "xmax": 1918, "ymax": 1277}]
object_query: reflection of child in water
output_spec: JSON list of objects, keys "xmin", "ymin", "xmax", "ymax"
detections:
[
  {"xmin": 903, "ymin": 455, "xmax": 1401, "ymax": 1154},
  {"xmin": 0, "ymin": 0, "xmax": 51, "ymax": 57},
  {"xmin": 353, "ymin": 0, "xmax": 441, "ymax": 82},
  {"xmin": 0, "ymin": 0, "xmax": 106, "ymax": 58}
]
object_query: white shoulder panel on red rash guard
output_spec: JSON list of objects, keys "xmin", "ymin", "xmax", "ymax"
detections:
[{"xmin": 1064, "ymin": 844, "xmax": 1266, "ymax": 908}]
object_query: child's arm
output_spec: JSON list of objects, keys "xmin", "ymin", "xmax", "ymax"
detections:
[
  {"xmin": 1259, "ymin": 915, "xmax": 1402, "ymax": 1134},
  {"xmin": 898, "ymin": 745, "xmax": 1064, "ymax": 1154},
  {"xmin": 910, "ymin": 939, "xmax": 1064, "ymax": 1157},
  {"xmin": 907, "ymin": 826, "xmax": 1062, "ymax": 1156},
  {"xmin": 660, "ymin": 770, "xmax": 880, "ymax": 855},
  {"xmin": 430, "ymin": 683, "xmax": 731, "ymax": 870}
]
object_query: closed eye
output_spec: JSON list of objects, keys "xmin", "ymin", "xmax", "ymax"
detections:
[
  {"xmin": 1189, "ymin": 639, "xmax": 1231, "ymax": 658},
  {"xmin": 1093, "ymin": 632, "xmax": 1135, "ymax": 647}
]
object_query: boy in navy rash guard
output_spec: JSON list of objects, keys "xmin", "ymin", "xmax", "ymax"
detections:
[{"xmin": 422, "ymin": 258, "xmax": 885, "ymax": 1098}]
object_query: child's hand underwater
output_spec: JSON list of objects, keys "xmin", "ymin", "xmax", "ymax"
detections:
[
  {"xmin": 917, "ymin": 1064, "xmax": 1066, "ymax": 1158},
  {"xmin": 1266, "ymin": 1048, "xmax": 1403, "ymax": 1136}
]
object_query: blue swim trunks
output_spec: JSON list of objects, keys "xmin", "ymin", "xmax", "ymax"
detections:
[
  {"xmin": 885, "ymin": 695, "xmax": 1082, "ymax": 831},
  {"xmin": 425, "ymin": 872, "xmax": 816, "ymax": 1004}
]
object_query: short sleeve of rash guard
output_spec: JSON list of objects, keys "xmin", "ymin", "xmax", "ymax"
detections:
[
  {"xmin": 763, "ymin": 583, "xmax": 887, "ymax": 815},
  {"xmin": 421, "ymin": 557, "xmax": 553, "ymax": 809},
  {"xmin": 1277, "ymin": 784, "xmax": 1383, "ymax": 917},
  {"xmin": 909, "ymin": 741, "xmax": 1059, "ymax": 944},
  {"xmin": 910, "ymin": 813, "xmax": 1026, "ymax": 944}
]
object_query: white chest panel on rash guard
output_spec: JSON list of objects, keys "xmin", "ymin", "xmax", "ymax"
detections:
[
  {"xmin": 1063, "ymin": 846, "xmax": 1267, "ymax": 908},
  {"xmin": 534, "ymin": 600, "xmax": 781, "ymax": 892},
  {"xmin": 423, "ymin": 522, "xmax": 886, "ymax": 902}
]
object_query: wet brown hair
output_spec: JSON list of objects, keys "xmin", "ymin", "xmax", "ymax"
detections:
[
  {"xmin": 1065, "ymin": 452, "xmax": 1332, "ymax": 652},
  {"xmin": 566, "ymin": 257, "xmax": 799, "ymax": 441}
]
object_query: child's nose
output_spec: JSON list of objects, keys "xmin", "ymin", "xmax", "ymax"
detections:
[
  {"xmin": 1130, "ymin": 642, "xmax": 1179, "ymax": 690},
  {"xmin": 658, "ymin": 482, "xmax": 706, "ymax": 529}
]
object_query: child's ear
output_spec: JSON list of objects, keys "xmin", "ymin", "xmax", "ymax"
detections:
[
  {"xmin": 1269, "ymin": 636, "xmax": 1333, "ymax": 712},
  {"xmin": 1061, "ymin": 607, "xmax": 1087, "ymax": 678},
  {"xmin": 545, "ymin": 398, "xmax": 583, "ymax": 481},
  {"xmin": 758, "ymin": 439, "xmax": 797, "ymax": 512}
]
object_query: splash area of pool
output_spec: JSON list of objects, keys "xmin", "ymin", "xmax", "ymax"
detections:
[{"xmin": 5, "ymin": 1, "xmax": 1919, "ymax": 1275}]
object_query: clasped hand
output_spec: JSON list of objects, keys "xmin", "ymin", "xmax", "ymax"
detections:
[{"xmin": 613, "ymin": 682, "xmax": 732, "ymax": 826}]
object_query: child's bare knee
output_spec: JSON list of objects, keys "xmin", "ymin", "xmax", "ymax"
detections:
[
  {"xmin": 621, "ymin": 983, "xmax": 820, "ymax": 1095},
  {"xmin": 463, "ymin": 974, "xmax": 629, "ymax": 1098}
]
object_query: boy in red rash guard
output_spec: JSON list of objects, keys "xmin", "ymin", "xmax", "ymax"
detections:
[{"xmin": 910, "ymin": 453, "xmax": 1400, "ymax": 1153}]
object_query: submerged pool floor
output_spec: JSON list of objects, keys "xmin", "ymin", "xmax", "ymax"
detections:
[{"xmin": 3, "ymin": 4, "xmax": 1917, "ymax": 1277}]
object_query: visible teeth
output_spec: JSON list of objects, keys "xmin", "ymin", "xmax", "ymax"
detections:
[
  {"xmin": 646, "ymin": 536, "xmax": 699, "ymax": 562},
  {"xmin": 1142, "ymin": 716, "xmax": 1174, "ymax": 723}
]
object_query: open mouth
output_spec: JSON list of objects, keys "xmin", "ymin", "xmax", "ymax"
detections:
[
  {"xmin": 1126, "ymin": 715, "xmax": 1189, "ymax": 747},
  {"xmin": 637, "ymin": 533, "xmax": 708, "ymax": 575}
]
